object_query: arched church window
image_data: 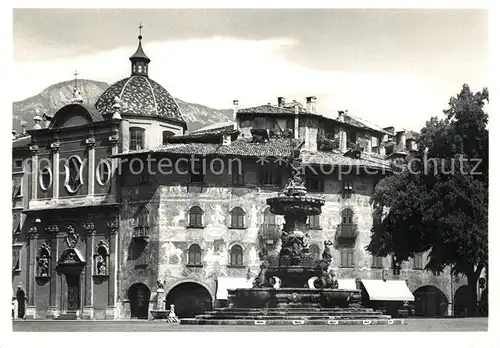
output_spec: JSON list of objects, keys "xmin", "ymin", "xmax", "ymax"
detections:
[
  {"xmin": 188, "ymin": 206, "xmax": 203, "ymax": 228},
  {"xmin": 96, "ymin": 160, "xmax": 111, "ymax": 186},
  {"xmin": 229, "ymin": 245, "xmax": 244, "ymax": 266},
  {"xmin": 188, "ymin": 244, "xmax": 202, "ymax": 266},
  {"xmin": 65, "ymin": 156, "xmax": 83, "ymax": 194},
  {"xmin": 230, "ymin": 207, "xmax": 245, "ymax": 229},
  {"xmin": 130, "ymin": 127, "xmax": 145, "ymax": 151}
]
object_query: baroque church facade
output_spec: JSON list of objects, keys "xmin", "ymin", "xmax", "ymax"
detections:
[{"xmin": 12, "ymin": 33, "xmax": 471, "ymax": 320}]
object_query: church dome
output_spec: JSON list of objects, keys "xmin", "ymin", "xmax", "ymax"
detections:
[
  {"xmin": 95, "ymin": 75, "xmax": 185, "ymax": 126},
  {"xmin": 94, "ymin": 32, "xmax": 186, "ymax": 128}
]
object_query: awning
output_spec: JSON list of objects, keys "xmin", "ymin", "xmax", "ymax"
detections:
[
  {"xmin": 338, "ymin": 278, "xmax": 357, "ymax": 290},
  {"xmin": 361, "ymin": 279, "xmax": 414, "ymax": 302},
  {"xmin": 216, "ymin": 277, "xmax": 253, "ymax": 300}
]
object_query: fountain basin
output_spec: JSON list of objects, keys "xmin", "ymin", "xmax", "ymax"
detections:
[
  {"xmin": 227, "ymin": 288, "xmax": 361, "ymax": 309},
  {"xmin": 150, "ymin": 310, "xmax": 169, "ymax": 320}
]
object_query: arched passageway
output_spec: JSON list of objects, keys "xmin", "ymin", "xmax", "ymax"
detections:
[
  {"xmin": 413, "ymin": 285, "xmax": 448, "ymax": 317},
  {"xmin": 454, "ymin": 285, "xmax": 473, "ymax": 316},
  {"xmin": 128, "ymin": 283, "xmax": 151, "ymax": 319},
  {"xmin": 166, "ymin": 282, "xmax": 213, "ymax": 318}
]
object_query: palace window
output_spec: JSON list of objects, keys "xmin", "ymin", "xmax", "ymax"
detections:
[
  {"xmin": 413, "ymin": 252, "xmax": 424, "ymax": 270},
  {"xmin": 134, "ymin": 205, "xmax": 150, "ymax": 238},
  {"xmin": 392, "ymin": 254, "xmax": 401, "ymax": 275},
  {"xmin": 230, "ymin": 207, "xmax": 245, "ymax": 229},
  {"xmin": 372, "ymin": 255, "xmax": 384, "ymax": 268},
  {"xmin": 188, "ymin": 244, "xmax": 202, "ymax": 266},
  {"xmin": 65, "ymin": 156, "xmax": 83, "ymax": 194},
  {"xmin": 310, "ymin": 244, "xmax": 320, "ymax": 261},
  {"xmin": 188, "ymin": 206, "xmax": 204, "ymax": 228},
  {"xmin": 130, "ymin": 127, "xmax": 145, "ymax": 151},
  {"xmin": 261, "ymin": 166, "xmax": 280, "ymax": 186},
  {"xmin": 189, "ymin": 162, "xmax": 204, "ymax": 184},
  {"xmin": 231, "ymin": 160, "xmax": 244, "ymax": 185},
  {"xmin": 341, "ymin": 208, "xmax": 354, "ymax": 224},
  {"xmin": 162, "ymin": 130, "xmax": 175, "ymax": 145},
  {"xmin": 341, "ymin": 248, "xmax": 354, "ymax": 268},
  {"xmin": 39, "ymin": 166, "xmax": 52, "ymax": 191},
  {"xmin": 308, "ymin": 215, "xmax": 321, "ymax": 230},
  {"xmin": 306, "ymin": 177, "xmax": 324, "ymax": 192},
  {"xmin": 96, "ymin": 160, "xmax": 111, "ymax": 186},
  {"xmin": 342, "ymin": 180, "xmax": 353, "ymax": 198},
  {"xmin": 347, "ymin": 130, "xmax": 357, "ymax": 147},
  {"xmin": 263, "ymin": 207, "xmax": 276, "ymax": 226},
  {"xmin": 229, "ymin": 245, "xmax": 244, "ymax": 267},
  {"xmin": 12, "ymin": 213, "xmax": 21, "ymax": 235},
  {"xmin": 12, "ymin": 248, "xmax": 21, "ymax": 272},
  {"xmin": 12, "ymin": 177, "xmax": 22, "ymax": 197},
  {"xmin": 14, "ymin": 159, "xmax": 23, "ymax": 169}
]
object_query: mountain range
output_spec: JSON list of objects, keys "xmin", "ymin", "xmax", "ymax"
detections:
[{"xmin": 12, "ymin": 79, "xmax": 233, "ymax": 133}]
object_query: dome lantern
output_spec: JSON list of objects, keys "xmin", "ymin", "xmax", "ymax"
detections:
[{"xmin": 129, "ymin": 24, "xmax": 151, "ymax": 77}]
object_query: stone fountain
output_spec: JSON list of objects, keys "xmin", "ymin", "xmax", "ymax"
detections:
[{"xmin": 181, "ymin": 146, "xmax": 407, "ymax": 326}]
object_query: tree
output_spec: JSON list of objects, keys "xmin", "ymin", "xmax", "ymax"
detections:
[{"xmin": 367, "ymin": 84, "xmax": 488, "ymax": 315}]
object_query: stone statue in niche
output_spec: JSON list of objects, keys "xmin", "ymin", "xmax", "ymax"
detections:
[
  {"xmin": 38, "ymin": 257, "xmax": 49, "ymax": 277},
  {"xmin": 65, "ymin": 224, "xmax": 78, "ymax": 248},
  {"xmin": 95, "ymin": 255, "xmax": 107, "ymax": 275},
  {"xmin": 156, "ymin": 279, "xmax": 164, "ymax": 290}
]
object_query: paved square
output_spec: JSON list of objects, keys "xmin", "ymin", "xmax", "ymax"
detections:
[{"xmin": 12, "ymin": 317, "xmax": 487, "ymax": 332}]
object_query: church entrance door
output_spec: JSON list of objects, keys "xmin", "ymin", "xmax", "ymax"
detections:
[{"xmin": 67, "ymin": 274, "xmax": 81, "ymax": 311}]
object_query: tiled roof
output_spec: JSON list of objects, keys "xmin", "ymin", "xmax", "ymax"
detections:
[
  {"xmin": 116, "ymin": 138, "xmax": 296, "ymax": 158},
  {"xmin": 339, "ymin": 115, "xmax": 391, "ymax": 135},
  {"xmin": 405, "ymin": 130, "xmax": 420, "ymax": 140},
  {"xmin": 12, "ymin": 135, "xmax": 31, "ymax": 149},
  {"xmin": 238, "ymin": 104, "xmax": 309, "ymax": 115},
  {"xmin": 300, "ymin": 150, "xmax": 391, "ymax": 170},
  {"xmin": 191, "ymin": 121, "xmax": 235, "ymax": 134},
  {"xmin": 95, "ymin": 76, "xmax": 185, "ymax": 125}
]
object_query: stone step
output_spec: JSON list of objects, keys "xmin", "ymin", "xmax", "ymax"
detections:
[
  {"xmin": 195, "ymin": 314, "xmax": 392, "ymax": 320},
  {"xmin": 54, "ymin": 311, "xmax": 80, "ymax": 320},
  {"xmin": 180, "ymin": 318, "xmax": 407, "ymax": 326},
  {"xmin": 204, "ymin": 310, "xmax": 384, "ymax": 316},
  {"xmin": 214, "ymin": 308, "xmax": 377, "ymax": 313}
]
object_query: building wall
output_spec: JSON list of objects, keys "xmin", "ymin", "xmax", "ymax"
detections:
[{"xmin": 116, "ymin": 153, "xmax": 454, "ymax": 318}]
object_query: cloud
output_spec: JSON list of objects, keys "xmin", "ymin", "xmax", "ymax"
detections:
[{"xmin": 14, "ymin": 36, "xmax": 487, "ymax": 130}]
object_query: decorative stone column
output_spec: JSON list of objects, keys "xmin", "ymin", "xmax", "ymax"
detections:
[
  {"xmin": 25, "ymin": 225, "xmax": 38, "ymax": 319},
  {"xmin": 86, "ymin": 137, "xmax": 96, "ymax": 197},
  {"xmin": 29, "ymin": 144, "xmax": 39, "ymax": 201},
  {"xmin": 82, "ymin": 219, "xmax": 96, "ymax": 319},
  {"xmin": 156, "ymin": 288, "xmax": 165, "ymax": 310},
  {"xmin": 50, "ymin": 140, "xmax": 60, "ymax": 200},
  {"xmin": 46, "ymin": 224, "xmax": 60, "ymax": 318},
  {"xmin": 105, "ymin": 216, "xmax": 119, "ymax": 319}
]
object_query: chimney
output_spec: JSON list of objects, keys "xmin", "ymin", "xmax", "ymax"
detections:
[
  {"xmin": 222, "ymin": 133, "xmax": 232, "ymax": 146},
  {"xmin": 278, "ymin": 97, "xmax": 286, "ymax": 107},
  {"xmin": 395, "ymin": 131, "xmax": 406, "ymax": 152},
  {"xmin": 306, "ymin": 96, "xmax": 317, "ymax": 114},
  {"xmin": 21, "ymin": 121, "xmax": 27, "ymax": 135},
  {"xmin": 294, "ymin": 103, "xmax": 299, "ymax": 114},
  {"xmin": 232, "ymin": 100, "xmax": 239, "ymax": 119},
  {"xmin": 337, "ymin": 110, "xmax": 345, "ymax": 122}
]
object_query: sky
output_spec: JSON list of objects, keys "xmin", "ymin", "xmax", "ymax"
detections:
[{"xmin": 13, "ymin": 8, "xmax": 489, "ymax": 131}]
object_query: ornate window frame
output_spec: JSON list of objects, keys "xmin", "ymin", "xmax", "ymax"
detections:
[
  {"xmin": 188, "ymin": 206, "xmax": 204, "ymax": 228},
  {"xmin": 96, "ymin": 159, "xmax": 111, "ymax": 187},
  {"xmin": 229, "ymin": 207, "xmax": 246, "ymax": 229},
  {"xmin": 228, "ymin": 243, "xmax": 244, "ymax": 268},
  {"xmin": 39, "ymin": 165, "xmax": 53, "ymax": 192},
  {"xmin": 64, "ymin": 155, "xmax": 84, "ymax": 194},
  {"xmin": 187, "ymin": 243, "xmax": 202, "ymax": 267}
]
